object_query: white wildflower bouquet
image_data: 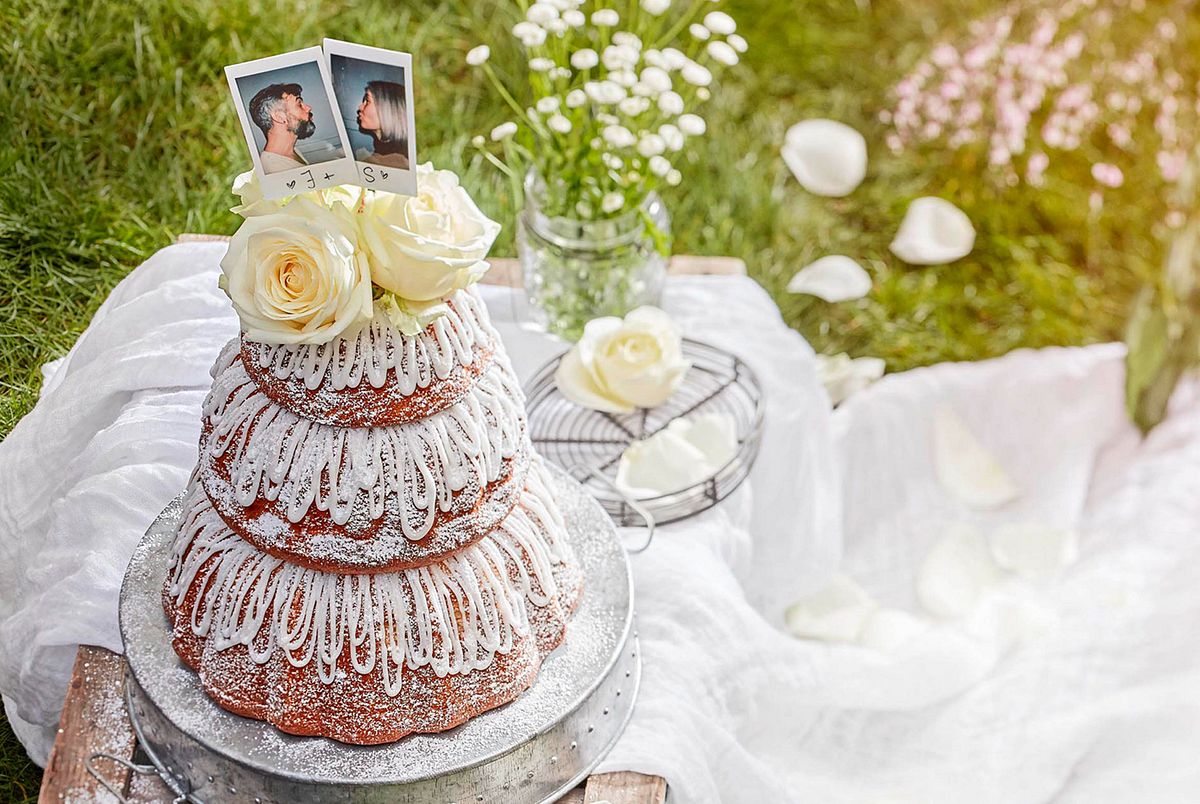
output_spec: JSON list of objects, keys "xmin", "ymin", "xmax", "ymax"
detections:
[{"xmin": 464, "ymin": 0, "xmax": 746, "ymax": 222}]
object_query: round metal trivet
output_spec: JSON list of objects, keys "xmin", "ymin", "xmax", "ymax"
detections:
[
  {"xmin": 525, "ymin": 338, "xmax": 764, "ymax": 527},
  {"xmin": 119, "ymin": 465, "xmax": 638, "ymax": 803}
]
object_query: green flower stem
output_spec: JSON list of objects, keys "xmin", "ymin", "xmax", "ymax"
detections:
[{"xmin": 654, "ymin": 0, "xmax": 708, "ymax": 49}]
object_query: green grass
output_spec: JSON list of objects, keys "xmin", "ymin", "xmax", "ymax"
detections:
[{"xmin": 0, "ymin": 0, "xmax": 1161, "ymax": 795}]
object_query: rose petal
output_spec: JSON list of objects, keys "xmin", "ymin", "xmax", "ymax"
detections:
[
  {"xmin": 786, "ymin": 255, "xmax": 872, "ymax": 302},
  {"xmin": 889, "ymin": 197, "xmax": 976, "ymax": 265},
  {"xmin": 916, "ymin": 525, "xmax": 1006, "ymax": 619},
  {"xmin": 815, "ymin": 353, "xmax": 886, "ymax": 405},
  {"xmin": 784, "ymin": 574, "xmax": 879, "ymax": 642},
  {"xmin": 680, "ymin": 412, "xmax": 739, "ymax": 468},
  {"xmin": 554, "ymin": 348, "xmax": 634, "ymax": 414},
  {"xmin": 614, "ymin": 413, "xmax": 738, "ymax": 498},
  {"xmin": 615, "ymin": 424, "xmax": 709, "ymax": 498},
  {"xmin": 858, "ymin": 608, "xmax": 932, "ymax": 651},
  {"xmin": 988, "ymin": 522, "xmax": 1079, "ymax": 580},
  {"xmin": 781, "ymin": 119, "xmax": 868, "ymax": 197},
  {"xmin": 933, "ymin": 406, "xmax": 1018, "ymax": 508}
]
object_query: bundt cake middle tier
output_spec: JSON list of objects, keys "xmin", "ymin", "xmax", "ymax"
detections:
[
  {"xmin": 198, "ymin": 343, "xmax": 531, "ymax": 572},
  {"xmin": 166, "ymin": 460, "xmax": 584, "ymax": 745},
  {"xmin": 239, "ymin": 287, "xmax": 500, "ymax": 427}
]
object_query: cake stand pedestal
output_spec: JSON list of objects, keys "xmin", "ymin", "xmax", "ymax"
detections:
[{"xmin": 116, "ymin": 465, "xmax": 639, "ymax": 804}]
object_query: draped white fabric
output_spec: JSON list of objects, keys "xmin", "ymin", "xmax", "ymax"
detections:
[{"xmin": 2, "ymin": 242, "xmax": 1198, "ymax": 803}]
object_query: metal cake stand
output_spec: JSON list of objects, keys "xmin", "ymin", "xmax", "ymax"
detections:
[{"xmin": 118, "ymin": 465, "xmax": 639, "ymax": 803}]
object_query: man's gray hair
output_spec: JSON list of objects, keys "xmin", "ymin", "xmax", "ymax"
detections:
[{"xmin": 248, "ymin": 83, "xmax": 303, "ymax": 135}]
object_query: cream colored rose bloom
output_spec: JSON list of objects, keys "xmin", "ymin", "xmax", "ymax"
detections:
[
  {"xmin": 555, "ymin": 307, "xmax": 690, "ymax": 413},
  {"xmin": 219, "ymin": 197, "xmax": 374, "ymax": 345},
  {"xmin": 359, "ymin": 163, "xmax": 501, "ymax": 302}
]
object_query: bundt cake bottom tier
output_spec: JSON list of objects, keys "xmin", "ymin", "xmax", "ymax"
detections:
[{"xmin": 168, "ymin": 563, "xmax": 582, "ymax": 744}]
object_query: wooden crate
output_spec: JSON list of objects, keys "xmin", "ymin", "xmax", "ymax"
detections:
[{"xmin": 38, "ymin": 241, "xmax": 745, "ymax": 803}]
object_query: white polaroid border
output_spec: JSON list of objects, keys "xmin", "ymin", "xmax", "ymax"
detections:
[
  {"xmin": 324, "ymin": 38, "xmax": 418, "ymax": 197},
  {"xmin": 225, "ymin": 47, "xmax": 358, "ymax": 201}
]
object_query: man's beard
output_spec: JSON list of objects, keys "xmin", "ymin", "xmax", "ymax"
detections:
[{"xmin": 290, "ymin": 115, "xmax": 316, "ymax": 139}]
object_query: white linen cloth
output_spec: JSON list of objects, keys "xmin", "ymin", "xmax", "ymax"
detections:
[{"xmin": 1, "ymin": 242, "xmax": 1198, "ymax": 803}]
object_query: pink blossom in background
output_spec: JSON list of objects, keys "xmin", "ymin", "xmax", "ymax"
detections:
[{"xmin": 885, "ymin": 0, "xmax": 1199, "ymax": 195}]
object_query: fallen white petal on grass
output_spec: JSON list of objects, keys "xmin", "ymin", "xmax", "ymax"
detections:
[
  {"xmin": 890, "ymin": 196, "xmax": 976, "ymax": 265},
  {"xmin": 784, "ymin": 574, "xmax": 879, "ymax": 643},
  {"xmin": 815, "ymin": 352, "xmax": 886, "ymax": 405},
  {"xmin": 933, "ymin": 406, "xmax": 1019, "ymax": 509},
  {"xmin": 782, "ymin": 119, "xmax": 868, "ymax": 197},
  {"xmin": 917, "ymin": 525, "xmax": 1006, "ymax": 619},
  {"xmin": 988, "ymin": 522, "xmax": 1080, "ymax": 580},
  {"xmin": 786, "ymin": 255, "xmax": 871, "ymax": 302}
]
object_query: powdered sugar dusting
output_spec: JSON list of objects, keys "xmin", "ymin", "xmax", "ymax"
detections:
[{"xmin": 155, "ymin": 277, "xmax": 600, "ymax": 748}]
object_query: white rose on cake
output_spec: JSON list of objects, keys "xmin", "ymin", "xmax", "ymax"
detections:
[
  {"xmin": 359, "ymin": 163, "xmax": 502, "ymax": 308},
  {"xmin": 219, "ymin": 197, "xmax": 374, "ymax": 345},
  {"xmin": 555, "ymin": 307, "xmax": 690, "ymax": 413}
]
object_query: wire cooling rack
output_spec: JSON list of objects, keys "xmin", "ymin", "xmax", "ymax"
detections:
[{"xmin": 525, "ymin": 338, "xmax": 764, "ymax": 528}]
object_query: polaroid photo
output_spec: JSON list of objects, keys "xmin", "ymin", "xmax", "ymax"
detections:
[
  {"xmin": 225, "ymin": 47, "xmax": 358, "ymax": 200},
  {"xmin": 324, "ymin": 38, "xmax": 418, "ymax": 197}
]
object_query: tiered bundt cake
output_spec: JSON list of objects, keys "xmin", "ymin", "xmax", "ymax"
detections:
[{"xmin": 164, "ymin": 167, "xmax": 583, "ymax": 745}]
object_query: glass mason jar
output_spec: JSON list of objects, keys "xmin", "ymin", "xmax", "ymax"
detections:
[{"xmin": 517, "ymin": 171, "xmax": 671, "ymax": 341}]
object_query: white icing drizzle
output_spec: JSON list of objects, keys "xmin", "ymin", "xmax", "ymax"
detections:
[
  {"xmin": 169, "ymin": 465, "xmax": 571, "ymax": 691},
  {"xmin": 246, "ymin": 287, "xmax": 495, "ymax": 393},
  {"xmin": 202, "ymin": 346, "xmax": 526, "ymax": 539}
]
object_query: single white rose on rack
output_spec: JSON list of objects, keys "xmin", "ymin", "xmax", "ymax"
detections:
[
  {"xmin": 615, "ymin": 413, "xmax": 738, "ymax": 499},
  {"xmin": 555, "ymin": 306, "xmax": 690, "ymax": 413},
  {"xmin": 219, "ymin": 197, "xmax": 373, "ymax": 345},
  {"xmin": 359, "ymin": 163, "xmax": 502, "ymax": 304},
  {"xmin": 781, "ymin": 119, "xmax": 868, "ymax": 197},
  {"xmin": 890, "ymin": 197, "xmax": 976, "ymax": 265}
]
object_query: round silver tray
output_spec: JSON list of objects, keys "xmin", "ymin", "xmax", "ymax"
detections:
[
  {"xmin": 119, "ymin": 464, "xmax": 638, "ymax": 803},
  {"xmin": 525, "ymin": 338, "xmax": 764, "ymax": 527}
]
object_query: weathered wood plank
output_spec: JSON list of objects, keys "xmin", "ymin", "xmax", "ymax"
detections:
[
  {"xmin": 555, "ymin": 787, "xmax": 588, "ymax": 804},
  {"xmin": 122, "ymin": 765, "xmax": 176, "ymax": 802},
  {"xmin": 38, "ymin": 646, "xmax": 136, "ymax": 803},
  {"xmin": 584, "ymin": 770, "xmax": 669, "ymax": 803}
]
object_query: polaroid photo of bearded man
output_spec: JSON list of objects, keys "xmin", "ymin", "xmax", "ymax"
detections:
[
  {"xmin": 325, "ymin": 39, "xmax": 418, "ymax": 197},
  {"xmin": 225, "ymin": 46, "xmax": 357, "ymax": 199}
]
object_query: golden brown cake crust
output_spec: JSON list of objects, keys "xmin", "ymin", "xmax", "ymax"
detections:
[{"xmin": 165, "ymin": 467, "xmax": 584, "ymax": 745}]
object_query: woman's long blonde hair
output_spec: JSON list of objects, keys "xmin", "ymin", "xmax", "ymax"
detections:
[{"xmin": 366, "ymin": 80, "xmax": 407, "ymax": 148}]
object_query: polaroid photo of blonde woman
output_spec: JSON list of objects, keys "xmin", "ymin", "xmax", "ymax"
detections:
[
  {"xmin": 324, "ymin": 39, "xmax": 418, "ymax": 197},
  {"xmin": 225, "ymin": 47, "xmax": 357, "ymax": 200}
]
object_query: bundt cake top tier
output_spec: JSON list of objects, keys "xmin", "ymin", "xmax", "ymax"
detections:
[
  {"xmin": 199, "ymin": 338, "xmax": 530, "ymax": 571},
  {"xmin": 239, "ymin": 287, "xmax": 498, "ymax": 427}
]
